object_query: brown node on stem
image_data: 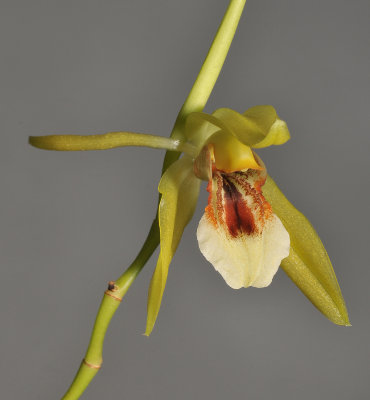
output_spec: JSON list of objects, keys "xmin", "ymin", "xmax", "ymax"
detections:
[
  {"xmin": 104, "ymin": 281, "xmax": 122, "ymax": 302},
  {"xmin": 83, "ymin": 359, "xmax": 102, "ymax": 370}
]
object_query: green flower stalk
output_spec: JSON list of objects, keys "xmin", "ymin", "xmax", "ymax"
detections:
[{"xmin": 29, "ymin": 0, "xmax": 349, "ymax": 399}]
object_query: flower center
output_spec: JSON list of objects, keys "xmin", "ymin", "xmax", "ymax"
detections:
[
  {"xmin": 210, "ymin": 131, "xmax": 261, "ymax": 172},
  {"xmin": 193, "ymin": 131, "xmax": 262, "ymax": 180}
]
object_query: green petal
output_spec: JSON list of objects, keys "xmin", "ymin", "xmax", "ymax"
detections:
[
  {"xmin": 263, "ymin": 176, "xmax": 350, "ymax": 326},
  {"xmin": 244, "ymin": 106, "xmax": 290, "ymax": 148},
  {"xmin": 214, "ymin": 106, "xmax": 290, "ymax": 148},
  {"xmin": 184, "ymin": 111, "xmax": 228, "ymax": 152},
  {"xmin": 145, "ymin": 156, "xmax": 201, "ymax": 336},
  {"xmin": 212, "ymin": 107, "xmax": 262, "ymax": 145},
  {"xmin": 184, "ymin": 106, "xmax": 290, "ymax": 154}
]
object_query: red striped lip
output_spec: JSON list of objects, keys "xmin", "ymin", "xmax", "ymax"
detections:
[
  {"xmin": 205, "ymin": 169, "xmax": 272, "ymax": 238},
  {"xmin": 222, "ymin": 175, "xmax": 256, "ymax": 237}
]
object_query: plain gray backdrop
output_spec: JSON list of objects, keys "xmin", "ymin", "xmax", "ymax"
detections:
[{"xmin": 1, "ymin": 0, "xmax": 369, "ymax": 399}]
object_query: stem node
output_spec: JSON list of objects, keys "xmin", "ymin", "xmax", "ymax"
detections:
[
  {"xmin": 104, "ymin": 290, "xmax": 123, "ymax": 302},
  {"xmin": 82, "ymin": 359, "xmax": 102, "ymax": 370}
]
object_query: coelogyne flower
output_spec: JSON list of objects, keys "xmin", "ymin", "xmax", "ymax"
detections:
[
  {"xmin": 145, "ymin": 105, "xmax": 349, "ymax": 335},
  {"xmin": 30, "ymin": 104, "xmax": 350, "ymax": 336}
]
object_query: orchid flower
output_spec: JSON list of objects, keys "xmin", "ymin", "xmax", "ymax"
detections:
[
  {"xmin": 28, "ymin": 1, "xmax": 349, "ymax": 398},
  {"xmin": 145, "ymin": 104, "xmax": 349, "ymax": 334},
  {"xmin": 30, "ymin": 104, "xmax": 349, "ymax": 337}
]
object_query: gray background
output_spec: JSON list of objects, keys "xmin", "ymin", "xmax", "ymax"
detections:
[{"xmin": 1, "ymin": 0, "xmax": 369, "ymax": 399}]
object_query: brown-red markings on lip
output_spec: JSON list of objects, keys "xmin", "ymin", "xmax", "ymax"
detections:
[
  {"xmin": 205, "ymin": 172, "xmax": 225, "ymax": 226},
  {"xmin": 205, "ymin": 169, "xmax": 272, "ymax": 235},
  {"xmin": 222, "ymin": 174, "xmax": 257, "ymax": 237},
  {"xmin": 205, "ymin": 179, "xmax": 217, "ymax": 228},
  {"xmin": 233, "ymin": 171, "xmax": 272, "ymax": 222}
]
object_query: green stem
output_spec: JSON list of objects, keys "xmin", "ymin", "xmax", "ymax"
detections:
[
  {"xmin": 61, "ymin": 1, "xmax": 246, "ymax": 398},
  {"xmin": 62, "ymin": 220, "xmax": 159, "ymax": 400},
  {"xmin": 162, "ymin": 0, "xmax": 247, "ymax": 172}
]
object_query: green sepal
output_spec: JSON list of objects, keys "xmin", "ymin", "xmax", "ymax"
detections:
[
  {"xmin": 263, "ymin": 176, "xmax": 350, "ymax": 326},
  {"xmin": 145, "ymin": 156, "xmax": 201, "ymax": 335}
]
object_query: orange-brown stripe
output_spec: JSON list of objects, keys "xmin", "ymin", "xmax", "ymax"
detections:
[
  {"xmin": 104, "ymin": 290, "xmax": 122, "ymax": 302},
  {"xmin": 83, "ymin": 359, "xmax": 101, "ymax": 370}
]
